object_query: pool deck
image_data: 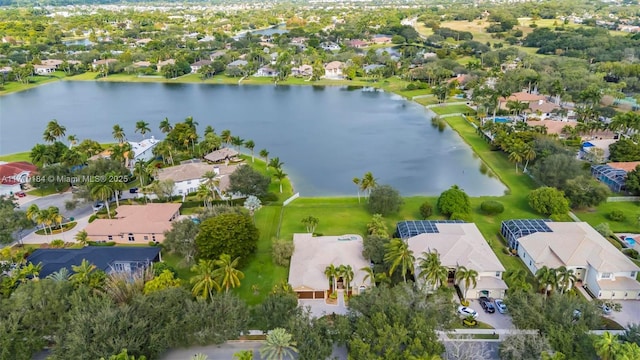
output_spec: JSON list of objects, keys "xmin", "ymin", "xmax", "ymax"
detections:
[{"xmin": 615, "ymin": 233, "xmax": 640, "ymax": 252}]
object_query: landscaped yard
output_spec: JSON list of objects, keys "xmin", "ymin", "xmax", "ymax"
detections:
[
  {"xmin": 431, "ymin": 104, "xmax": 476, "ymax": 116},
  {"xmin": 574, "ymin": 201, "xmax": 640, "ymax": 233},
  {"xmin": 0, "ymin": 151, "xmax": 31, "ymax": 162}
]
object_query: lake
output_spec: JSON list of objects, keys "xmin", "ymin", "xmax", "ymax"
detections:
[{"xmin": 0, "ymin": 81, "xmax": 506, "ymax": 197}]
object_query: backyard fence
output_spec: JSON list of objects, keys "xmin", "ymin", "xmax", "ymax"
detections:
[{"xmin": 607, "ymin": 196, "xmax": 640, "ymax": 202}]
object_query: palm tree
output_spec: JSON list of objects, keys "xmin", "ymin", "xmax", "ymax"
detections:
[
  {"xmin": 43, "ymin": 119, "xmax": 67, "ymax": 143},
  {"xmin": 361, "ymin": 266, "xmax": 375, "ymax": 287},
  {"xmin": 159, "ymin": 117, "xmax": 172, "ymax": 134},
  {"xmin": 221, "ymin": 129, "xmax": 232, "ymax": 146},
  {"xmin": 418, "ymin": 251, "xmax": 448, "ymax": 291},
  {"xmin": 184, "ymin": 116, "xmax": 199, "ymax": 131},
  {"xmin": 74, "ymin": 230, "xmax": 89, "ymax": 246},
  {"xmin": 535, "ymin": 266, "xmax": 557, "ymax": 297},
  {"xmin": 353, "ymin": 177, "xmax": 361, "ymax": 203},
  {"xmin": 67, "ymin": 134, "xmax": 78, "ymax": 148},
  {"xmin": 244, "ymin": 140, "xmax": 256, "ymax": 162},
  {"xmin": 269, "ymin": 157, "xmax": 284, "ymax": 170},
  {"xmin": 70, "ymin": 259, "xmax": 96, "ymax": 286},
  {"xmin": 504, "ymin": 268, "xmax": 532, "ymax": 292},
  {"xmin": 47, "ymin": 206, "xmax": 63, "ymax": 232},
  {"xmin": 342, "ymin": 264, "xmax": 354, "ymax": 295},
  {"xmin": 521, "ymin": 144, "xmax": 536, "ymax": 173},
  {"xmin": 594, "ymin": 332, "xmax": 618, "ymax": 360},
  {"xmin": 508, "ymin": 147, "xmax": 523, "ymax": 173},
  {"xmin": 135, "ymin": 120, "xmax": 151, "ymax": 139},
  {"xmin": 360, "ymin": 172, "xmax": 378, "ymax": 198},
  {"xmin": 384, "ymin": 238, "xmax": 415, "ymax": 282},
  {"xmin": 273, "ymin": 168, "xmax": 287, "ymax": 193},
  {"xmin": 324, "ymin": 264, "xmax": 338, "ymax": 292},
  {"xmin": 190, "ymin": 259, "xmax": 220, "ymax": 300},
  {"xmin": 30, "ymin": 144, "xmax": 48, "ymax": 167},
  {"xmin": 260, "ymin": 328, "xmax": 298, "ymax": 360},
  {"xmin": 134, "ymin": 161, "xmax": 149, "ymax": 188},
  {"xmin": 213, "ymin": 254, "xmax": 245, "ymax": 293},
  {"xmin": 455, "ymin": 266, "xmax": 478, "ymax": 301},
  {"xmin": 259, "ymin": 149, "xmax": 269, "ymax": 164},
  {"xmin": 26, "ymin": 204, "xmax": 45, "ymax": 234},
  {"xmin": 90, "ymin": 181, "xmax": 114, "ymax": 219},
  {"xmin": 506, "ymin": 100, "xmax": 530, "ymax": 116},
  {"xmin": 555, "ymin": 266, "xmax": 577, "ymax": 294},
  {"xmin": 112, "ymin": 124, "xmax": 126, "ymax": 144},
  {"xmin": 47, "ymin": 267, "xmax": 70, "ymax": 282},
  {"xmin": 231, "ymin": 136, "xmax": 244, "ymax": 151},
  {"xmin": 197, "ymin": 184, "xmax": 215, "ymax": 209}
]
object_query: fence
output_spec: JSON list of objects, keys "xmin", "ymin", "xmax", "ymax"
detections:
[{"xmin": 607, "ymin": 196, "xmax": 640, "ymax": 202}]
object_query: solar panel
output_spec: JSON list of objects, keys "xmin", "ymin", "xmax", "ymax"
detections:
[{"xmin": 396, "ymin": 220, "xmax": 466, "ymax": 238}]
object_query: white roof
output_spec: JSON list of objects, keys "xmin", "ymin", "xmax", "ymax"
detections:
[
  {"xmin": 518, "ymin": 222, "xmax": 640, "ymax": 273},
  {"xmin": 127, "ymin": 137, "xmax": 159, "ymax": 158},
  {"xmin": 407, "ymin": 223, "xmax": 505, "ymax": 273},
  {"xmin": 288, "ymin": 234, "xmax": 371, "ymax": 291}
]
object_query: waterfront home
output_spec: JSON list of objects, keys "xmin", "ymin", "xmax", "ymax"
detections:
[
  {"xmin": 85, "ymin": 203, "xmax": 181, "ymax": 244},
  {"xmin": 292, "ymin": 64, "xmax": 313, "ymax": 77},
  {"xmin": 502, "ymin": 220, "xmax": 640, "ymax": 300},
  {"xmin": 190, "ymin": 59, "xmax": 212, "ymax": 73},
  {"xmin": 363, "ymin": 64, "xmax": 385, "ymax": 74},
  {"xmin": 227, "ymin": 59, "xmax": 248, "ymax": 68},
  {"xmin": 400, "ymin": 221, "xmax": 508, "ymax": 298},
  {"xmin": 128, "ymin": 137, "xmax": 159, "ymax": 167},
  {"xmin": 320, "ymin": 42, "xmax": 340, "ymax": 51},
  {"xmin": 372, "ymin": 34, "xmax": 393, "ymax": 44},
  {"xmin": 347, "ymin": 39, "xmax": 368, "ymax": 48},
  {"xmin": 156, "ymin": 59, "xmax": 175, "ymax": 72},
  {"xmin": 289, "ymin": 234, "xmax": 371, "ymax": 299},
  {"xmin": 33, "ymin": 64, "xmax": 57, "ymax": 75},
  {"xmin": 157, "ymin": 162, "xmax": 238, "ymax": 197},
  {"xmin": 91, "ymin": 58, "xmax": 118, "ymax": 70},
  {"xmin": 28, "ymin": 247, "xmax": 161, "ymax": 277},
  {"xmin": 204, "ymin": 147, "xmax": 239, "ymax": 163},
  {"xmin": 41, "ymin": 59, "xmax": 64, "ymax": 68},
  {"xmin": 0, "ymin": 161, "xmax": 37, "ymax": 196},
  {"xmin": 133, "ymin": 61, "xmax": 152, "ymax": 68},
  {"xmin": 255, "ymin": 66, "xmax": 278, "ymax": 77},
  {"xmin": 210, "ymin": 50, "xmax": 227, "ymax": 60},
  {"xmin": 324, "ymin": 61, "xmax": 345, "ymax": 79}
]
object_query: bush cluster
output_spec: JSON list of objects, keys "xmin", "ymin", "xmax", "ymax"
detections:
[{"xmin": 480, "ymin": 200, "xmax": 504, "ymax": 215}]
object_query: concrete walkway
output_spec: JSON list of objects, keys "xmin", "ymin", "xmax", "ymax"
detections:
[{"xmin": 19, "ymin": 215, "xmax": 90, "ymax": 244}]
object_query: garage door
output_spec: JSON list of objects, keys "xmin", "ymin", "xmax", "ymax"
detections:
[
  {"xmin": 297, "ymin": 291, "xmax": 314, "ymax": 299},
  {"xmin": 314, "ymin": 291, "xmax": 325, "ymax": 298}
]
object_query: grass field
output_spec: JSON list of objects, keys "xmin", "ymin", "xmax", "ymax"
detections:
[
  {"xmin": 574, "ymin": 201, "xmax": 640, "ymax": 233},
  {"xmin": 0, "ymin": 75, "xmax": 62, "ymax": 96},
  {"xmin": 0, "ymin": 151, "xmax": 31, "ymax": 162},
  {"xmin": 431, "ymin": 104, "xmax": 477, "ymax": 116}
]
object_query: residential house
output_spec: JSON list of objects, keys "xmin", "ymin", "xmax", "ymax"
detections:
[
  {"xmin": 591, "ymin": 162, "xmax": 640, "ymax": 193},
  {"xmin": 28, "ymin": 247, "xmax": 161, "ymax": 277},
  {"xmin": 580, "ymin": 139, "xmax": 618, "ymax": 161},
  {"xmin": 227, "ymin": 60, "xmax": 248, "ymax": 68},
  {"xmin": 91, "ymin": 58, "xmax": 118, "ymax": 70},
  {"xmin": 347, "ymin": 39, "xmax": 368, "ymax": 49},
  {"xmin": 157, "ymin": 59, "xmax": 175, "ymax": 72},
  {"xmin": 320, "ymin": 42, "xmax": 340, "ymax": 51},
  {"xmin": 363, "ymin": 64, "xmax": 384, "ymax": 74},
  {"xmin": 85, "ymin": 203, "xmax": 181, "ymax": 244},
  {"xmin": 0, "ymin": 66, "xmax": 12, "ymax": 74},
  {"xmin": 372, "ymin": 34, "xmax": 393, "ymax": 44},
  {"xmin": 400, "ymin": 221, "xmax": 508, "ymax": 298},
  {"xmin": 0, "ymin": 161, "xmax": 37, "ymax": 196},
  {"xmin": 204, "ymin": 147, "xmax": 240, "ymax": 163},
  {"xmin": 33, "ymin": 64, "xmax": 57, "ymax": 75},
  {"xmin": 41, "ymin": 59, "xmax": 63, "ymax": 68},
  {"xmin": 324, "ymin": 61, "xmax": 345, "ymax": 79},
  {"xmin": 255, "ymin": 66, "xmax": 278, "ymax": 77},
  {"xmin": 526, "ymin": 120, "xmax": 576, "ymax": 137},
  {"xmin": 288, "ymin": 234, "xmax": 371, "ymax": 299},
  {"xmin": 132, "ymin": 61, "xmax": 151, "ymax": 68},
  {"xmin": 133, "ymin": 38, "xmax": 152, "ymax": 47},
  {"xmin": 127, "ymin": 137, "xmax": 159, "ymax": 168},
  {"xmin": 210, "ymin": 50, "xmax": 227, "ymax": 60},
  {"xmin": 618, "ymin": 25, "xmax": 640, "ymax": 33},
  {"xmin": 156, "ymin": 162, "xmax": 238, "ymax": 197},
  {"xmin": 498, "ymin": 92, "xmax": 546, "ymax": 111},
  {"xmin": 501, "ymin": 220, "xmax": 640, "ymax": 300},
  {"xmin": 423, "ymin": 52, "xmax": 438, "ymax": 59},
  {"xmin": 190, "ymin": 59, "xmax": 212, "ymax": 73},
  {"xmin": 292, "ymin": 64, "xmax": 313, "ymax": 77}
]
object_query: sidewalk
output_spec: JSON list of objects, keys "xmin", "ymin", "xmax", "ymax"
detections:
[{"xmin": 19, "ymin": 215, "xmax": 91, "ymax": 245}]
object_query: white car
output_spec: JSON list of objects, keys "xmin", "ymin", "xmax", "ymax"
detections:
[
  {"xmin": 92, "ymin": 202, "xmax": 105, "ymax": 211},
  {"xmin": 601, "ymin": 304, "xmax": 613, "ymax": 315},
  {"xmin": 457, "ymin": 306, "xmax": 478, "ymax": 319},
  {"xmin": 495, "ymin": 299, "xmax": 507, "ymax": 314}
]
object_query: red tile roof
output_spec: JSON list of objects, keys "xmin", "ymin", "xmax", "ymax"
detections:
[{"xmin": 0, "ymin": 162, "xmax": 37, "ymax": 185}]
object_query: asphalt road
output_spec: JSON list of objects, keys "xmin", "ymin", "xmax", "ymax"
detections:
[{"xmin": 18, "ymin": 192, "xmax": 94, "ymax": 220}]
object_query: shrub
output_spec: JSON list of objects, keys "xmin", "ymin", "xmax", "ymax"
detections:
[
  {"xmin": 148, "ymin": 241, "xmax": 158, "ymax": 247},
  {"xmin": 272, "ymin": 239, "xmax": 294, "ymax": 266},
  {"xmin": 406, "ymin": 83, "xmax": 417, "ymax": 90},
  {"xmin": 623, "ymin": 248, "xmax": 639, "ymax": 260},
  {"xmin": 609, "ymin": 210, "xmax": 626, "ymax": 222},
  {"xmin": 367, "ymin": 185, "xmax": 403, "ymax": 216},
  {"xmin": 437, "ymin": 185, "xmax": 471, "ymax": 217},
  {"xmin": 50, "ymin": 239, "xmax": 65, "ymax": 248},
  {"xmin": 528, "ymin": 187, "xmax": 569, "ymax": 216},
  {"xmin": 450, "ymin": 212, "xmax": 473, "ymax": 222},
  {"xmin": 88, "ymin": 214, "xmax": 98, "ymax": 223},
  {"xmin": 329, "ymin": 292, "xmax": 337, "ymax": 300},
  {"xmin": 480, "ymin": 200, "xmax": 504, "ymax": 215},
  {"xmin": 259, "ymin": 192, "xmax": 279, "ymax": 203},
  {"xmin": 152, "ymin": 262, "xmax": 178, "ymax": 277},
  {"xmin": 419, "ymin": 201, "xmax": 433, "ymax": 219},
  {"xmin": 87, "ymin": 241, "xmax": 116, "ymax": 246}
]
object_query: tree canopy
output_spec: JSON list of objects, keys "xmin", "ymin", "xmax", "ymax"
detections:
[{"xmin": 195, "ymin": 212, "xmax": 259, "ymax": 266}]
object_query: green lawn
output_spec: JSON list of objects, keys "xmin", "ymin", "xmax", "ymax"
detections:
[
  {"xmin": 574, "ymin": 201, "xmax": 640, "ymax": 233},
  {"xmin": 0, "ymin": 75, "xmax": 61, "ymax": 95},
  {"xmin": 431, "ymin": 104, "xmax": 476, "ymax": 116},
  {"xmin": 0, "ymin": 151, "xmax": 31, "ymax": 162}
]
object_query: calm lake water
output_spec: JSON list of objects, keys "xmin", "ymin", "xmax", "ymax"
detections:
[{"xmin": 0, "ymin": 81, "xmax": 506, "ymax": 197}]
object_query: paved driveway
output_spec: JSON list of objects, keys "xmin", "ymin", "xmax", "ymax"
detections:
[
  {"xmin": 609, "ymin": 300, "xmax": 640, "ymax": 328},
  {"xmin": 466, "ymin": 299, "xmax": 515, "ymax": 330},
  {"xmin": 299, "ymin": 298, "xmax": 348, "ymax": 318}
]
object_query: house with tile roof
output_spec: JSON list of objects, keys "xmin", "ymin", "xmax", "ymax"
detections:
[
  {"xmin": 503, "ymin": 220, "xmax": 640, "ymax": 300},
  {"xmin": 157, "ymin": 162, "xmax": 238, "ymax": 197},
  {"xmin": 0, "ymin": 162, "xmax": 37, "ymax": 196}
]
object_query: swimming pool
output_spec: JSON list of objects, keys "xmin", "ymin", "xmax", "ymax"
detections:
[
  {"xmin": 625, "ymin": 237, "xmax": 636, "ymax": 247},
  {"xmin": 493, "ymin": 117, "xmax": 511, "ymax": 124}
]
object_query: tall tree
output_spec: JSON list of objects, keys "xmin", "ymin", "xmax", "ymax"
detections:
[
  {"xmin": 135, "ymin": 120, "xmax": 151, "ymax": 139},
  {"xmin": 112, "ymin": 124, "xmax": 126, "ymax": 144},
  {"xmin": 353, "ymin": 177, "xmax": 361, "ymax": 203},
  {"xmin": 90, "ymin": 181, "xmax": 115, "ymax": 219},
  {"xmin": 555, "ymin": 266, "xmax": 577, "ymax": 295},
  {"xmin": 360, "ymin": 172, "xmax": 378, "ymax": 198},
  {"xmin": 190, "ymin": 259, "xmax": 220, "ymax": 300},
  {"xmin": 259, "ymin": 149, "xmax": 269, "ymax": 165},
  {"xmin": 454, "ymin": 266, "xmax": 478, "ymax": 301},
  {"xmin": 418, "ymin": 251, "xmax": 448, "ymax": 291},
  {"xmin": 268, "ymin": 157, "xmax": 284, "ymax": 170},
  {"xmin": 213, "ymin": 254, "xmax": 244, "ymax": 293},
  {"xmin": 244, "ymin": 140, "xmax": 255, "ymax": 162},
  {"xmin": 260, "ymin": 328, "xmax": 298, "ymax": 360},
  {"xmin": 159, "ymin": 117, "xmax": 172, "ymax": 134},
  {"xmin": 535, "ymin": 266, "xmax": 557, "ymax": 297},
  {"xmin": 384, "ymin": 238, "xmax": 415, "ymax": 282},
  {"xmin": 43, "ymin": 120, "xmax": 67, "ymax": 143},
  {"xmin": 273, "ymin": 168, "xmax": 287, "ymax": 194}
]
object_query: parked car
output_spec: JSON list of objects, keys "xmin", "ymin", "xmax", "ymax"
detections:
[
  {"xmin": 494, "ymin": 299, "xmax": 507, "ymax": 314},
  {"xmin": 92, "ymin": 202, "xmax": 105, "ymax": 211},
  {"xmin": 15, "ymin": 191, "xmax": 26, "ymax": 198},
  {"xmin": 457, "ymin": 306, "xmax": 478, "ymax": 319},
  {"xmin": 601, "ymin": 304, "xmax": 612, "ymax": 315},
  {"xmin": 479, "ymin": 296, "xmax": 496, "ymax": 314},
  {"xmin": 129, "ymin": 187, "xmax": 139, "ymax": 194}
]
